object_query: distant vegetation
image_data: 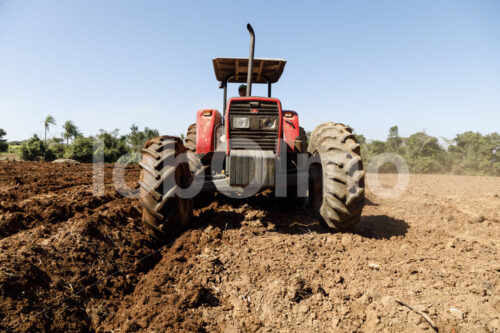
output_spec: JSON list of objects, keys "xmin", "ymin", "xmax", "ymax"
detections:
[
  {"xmin": 0, "ymin": 129, "xmax": 7, "ymax": 153},
  {"xmin": 44, "ymin": 115, "xmax": 56, "ymax": 142},
  {"xmin": 354, "ymin": 126, "xmax": 500, "ymax": 176},
  {"xmin": 3, "ymin": 118, "xmax": 158, "ymax": 164},
  {"xmin": 1, "ymin": 118, "xmax": 498, "ymax": 176}
]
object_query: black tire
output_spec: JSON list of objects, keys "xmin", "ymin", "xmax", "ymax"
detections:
[
  {"xmin": 184, "ymin": 123, "xmax": 204, "ymax": 177},
  {"xmin": 186, "ymin": 151, "xmax": 214, "ymax": 209},
  {"xmin": 139, "ymin": 136, "xmax": 193, "ymax": 241},
  {"xmin": 184, "ymin": 124, "xmax": 214, "ymax": 209},
  {"xmin": 307, "ymin": 122, "xmax": 365, "ymax": 229},
  {"xmin": 185, "ymin": 123, "xmax": 196, "ymax": 153},
  {"xmin": 187, "ymin": 151, "xmax": 204, "ymax": 177}
]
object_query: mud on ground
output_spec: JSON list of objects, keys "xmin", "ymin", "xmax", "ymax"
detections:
[{"xmin": 0, "ymin": 160, "xmax": 498, "ymax": 332}]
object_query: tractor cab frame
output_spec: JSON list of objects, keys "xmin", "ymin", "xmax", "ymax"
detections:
[{"xmin": 213, "ymin": 57, "xmax": 287, "ymax": 112}]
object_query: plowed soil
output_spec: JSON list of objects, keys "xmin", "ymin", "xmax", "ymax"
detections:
[{"xmin": 0, "ymin": 160, "xmax": 498, "ymax": 333}]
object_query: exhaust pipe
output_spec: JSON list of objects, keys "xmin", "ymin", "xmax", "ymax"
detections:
[{"xmin": 246, "ymin": 24, "xmax": 255, "ymax": 97}]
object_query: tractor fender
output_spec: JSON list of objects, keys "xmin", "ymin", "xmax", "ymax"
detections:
[
  {"xmin": 196, "ymin": 109, "xmax": 222, "ymax": 154},
  {"xmin": 282, "ymin": 110, "xmax": 300, "ymax": 152}
]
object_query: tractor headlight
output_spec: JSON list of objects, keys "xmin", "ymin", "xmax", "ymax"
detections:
[
  {"xmin": 232, "ymin": 116, "xmax": 250, "ymax": 129},
  {"xmin": 259, "ymin": 117, "xmax": 277, "ymax": 130}
]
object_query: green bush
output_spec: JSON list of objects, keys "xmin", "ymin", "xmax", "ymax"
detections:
[
  {"xmin": 357, "ymin": 126, "xmax": 499, "ymax": 176},
  {"xmin": 56, "ymin": 126, "xmax": 159, "ymax": 164},
  {"xmin": 7, "ymin": 145, "xmax": 20, "ymax": 155},
  {"xmin": 64, "ymin": 136, "xmax": 94, "ymax": 163},
  {"xmin": 48, "ymin": 144, "xmax": 66, "ymax": 159},
  {"xmin": 19, "ymin": 134, "xmax": 54, "ymax": 161},
  {"xmin": 446, "ymin": 131, "xmax": 500, "ymax": 176},
  {"xmin": 408, "ymin": 156, "xmax": 444, "ymax": 174},
  {"xmin": 127, "ymin": 124, "xmax": 159, "ymax": 153},
  {"xmin": 94, "ymin": 130, "xmax": 129, "ymax": 163},
  {"xmin": 0, "ymin": 129, "xmax": 7, "ymax": 153}
]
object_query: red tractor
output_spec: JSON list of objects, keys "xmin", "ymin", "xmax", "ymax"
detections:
[{"xmin": 139, "ymin": 24, "xmax": 365, "ymax": 240}]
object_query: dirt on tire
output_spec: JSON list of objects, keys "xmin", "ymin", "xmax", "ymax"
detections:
[{"xmin": 0, "ymin": 160, "xmax": 499, "ymax": 332}]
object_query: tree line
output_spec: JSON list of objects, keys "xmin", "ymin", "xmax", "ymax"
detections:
[
  {"xmin": 0, "ymin": 118, "xmax": 498, "ymax": 176},
  {"xmin": 0, "ymin": 116, "xmax": 158, "ymax": 164},
  {"xmin": 354, "ymin": 126, "xmax": 499, "ymax": 176}
]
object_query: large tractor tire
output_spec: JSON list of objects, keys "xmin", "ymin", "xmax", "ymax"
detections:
[
  {"xmin": 187, "ymin": 152, "xmax": 204, "ymax": 177},
  {"xmin": 185, "ymin": 123, "xmax": 196, "ymax": 153},
  {"xmin": 139, "ymin": 136, "xmax": 193, "ymax": 241},
  {"xmin": 183, "ymin": 123, "xmax": 204, "ymax": 176},
  {"xmin": 186, "ymin": 151, "xmax": 212, "ymax": 209},
  {"xmin": 307, "ymin": 122, "xmax": 365, "ymax": 229},
  {"xmin": 183, "ymin": 123, "xmax": 214, "ymax": 208}
]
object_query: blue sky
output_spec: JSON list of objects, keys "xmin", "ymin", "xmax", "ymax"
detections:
[{"xmin": 0, "ymin": 0, "xmax": 499, "ymax": 142}]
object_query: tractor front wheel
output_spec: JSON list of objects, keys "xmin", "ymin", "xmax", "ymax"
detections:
[{"xmin": 139, "ymin": 136, "xmax": 193, "ymax": 241}]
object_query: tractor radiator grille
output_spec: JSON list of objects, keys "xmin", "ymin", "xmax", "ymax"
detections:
[
  {"xmin": 229, "ymin": 100, "xmax": 279, "ymax": 152},
  {"xmin": 229, "ymin": 101, "xmax": 280, "ymax": 116}
]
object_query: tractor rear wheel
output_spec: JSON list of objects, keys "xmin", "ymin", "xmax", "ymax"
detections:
[
  {"xmin": 186, "ymin": 151, "xmax": 213, "ymax": 209},
  {"xmin": 183, "ymin": 123, "xmax": 204, "ymax": 177},
  {"xmin": 139, "ymin": 136, "xmax": 193, "ymax": 241},
  {"xmin": 184, "ymin": 123, "xmax": 213, "ymax": 208},
  {"xmin": 185, "ymin": 123, "xmax": 196, "ymax": 153},
  {"xmin": 307, "ymin": 122, "xmax": 365, "ymax": 229}
]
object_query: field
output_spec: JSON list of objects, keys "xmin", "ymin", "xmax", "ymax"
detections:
[
  {"xmin": 0, "ymin": 153, "xmax": 18, "ymax": 161},
  {"xmin": 0, "ymin": 160, "xmax": 498, "ymax": 332}
]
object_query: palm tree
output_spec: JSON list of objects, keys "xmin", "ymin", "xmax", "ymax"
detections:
[
  {"xmin": 62, "ymin": 120, "xmax": 78, "ymax": 145},
  {"xmin": 44, "ymin": 115, "xmax": 56, "ymax": 142}
]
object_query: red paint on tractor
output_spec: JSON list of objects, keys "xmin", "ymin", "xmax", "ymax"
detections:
[
  {"xmin": 282, "ymin": 110, "xmax": 300, "ymax": 152},
  {"xmin": 225, "ymin": 97, "xmax": 283, "ymax": 156},
  {"xmin": 196, "ymin": 109, "xmax": 221, "ymax": 154}
]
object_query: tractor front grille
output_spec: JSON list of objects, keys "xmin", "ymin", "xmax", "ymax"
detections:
[
  {"xmin": 229, "ymin": 100, "xmax": 280, "ymax": 152},
  {"xmin": 229, "ymin": 100, "xmax": 280, "ymax": 116}
]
